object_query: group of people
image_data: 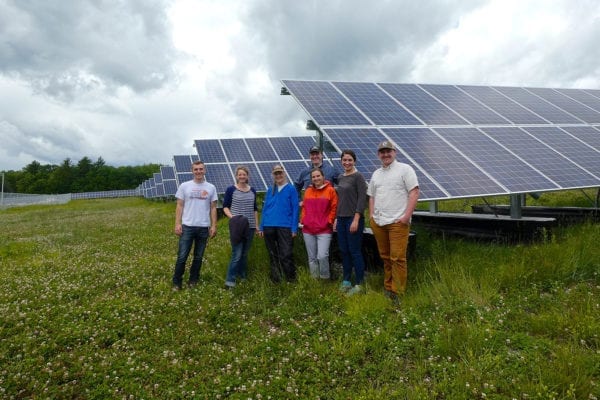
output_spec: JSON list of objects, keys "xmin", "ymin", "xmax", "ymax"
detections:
[{"xmin": 171, "ymin": 140, "xmax": 419, "ymax": 303}]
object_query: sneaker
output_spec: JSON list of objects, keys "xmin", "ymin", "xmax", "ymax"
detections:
[
  {"xmin": 187, "ymin": 282, "xmax": 198, "ymax": 289},
  {"xmin": 339, "ymin": 281, "xmax": 352, "ymax": 293},
  {"xmin": 346, "ymin": 285, "xmax": 363, "ymax": 297},
  {"xmin": 172, "ymin": 285, "xmax": 182, "ymax": 291}
]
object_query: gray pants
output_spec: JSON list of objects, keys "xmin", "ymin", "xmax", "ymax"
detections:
[{"xmin": 302, "ymin": 232, "xmax": 331, "ymax": 279}]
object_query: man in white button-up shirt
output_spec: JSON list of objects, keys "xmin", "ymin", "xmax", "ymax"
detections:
[{"xmin": 368, "ymin": 140, "xmax": 419, "ymax": 301}]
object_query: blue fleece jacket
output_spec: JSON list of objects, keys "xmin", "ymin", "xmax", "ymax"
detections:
[{"xmin": 259, "ymin": 183, "xmax": 299, "ymax": 233}]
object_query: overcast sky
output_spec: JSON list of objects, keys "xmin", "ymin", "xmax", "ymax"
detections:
[{"xmin": 1, "ymin": 0, "xmax": 599, "ymax": 171}]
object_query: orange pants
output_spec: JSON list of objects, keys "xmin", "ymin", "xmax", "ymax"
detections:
[{"xmin": 371, "ymin": 221, "xmax": 410, "ymax": 294}]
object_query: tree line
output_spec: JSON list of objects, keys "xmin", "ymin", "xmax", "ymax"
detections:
[{"xmin": 1, "ymin": 157, "xmax": 159, "ymax": 194}]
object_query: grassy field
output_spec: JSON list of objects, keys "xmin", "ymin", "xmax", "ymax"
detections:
[{"xmin": 0, "ymin": 196, "xmax": 598, "ymax": 399}]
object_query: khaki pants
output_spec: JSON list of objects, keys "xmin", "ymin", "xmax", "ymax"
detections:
[{"xmin": 371, "ymin": 221, "xmax": 411, "ymax": 294}]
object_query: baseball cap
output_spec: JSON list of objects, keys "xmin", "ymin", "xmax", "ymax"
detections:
[
  {"xmin": 272, "ymin": 164, "xmax": 285, "ymax": 173},
  {"xmin": 377, "ymin": 140, "xmax": 395, "ymax": 151},
  {"xmin": 309, "ymin": 146, "xmax": 321, "ymax": 153}
]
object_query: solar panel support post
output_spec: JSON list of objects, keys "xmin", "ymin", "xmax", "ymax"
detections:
[
  {"xmin": 510, "ymin": 194, "xmax": 523, "ymax": 219},
  {"xmin": 429, "ymin": 201, "xmax": 438, "ymax": 213}
]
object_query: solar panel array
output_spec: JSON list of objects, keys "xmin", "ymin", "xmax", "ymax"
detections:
[
  {"xmin": 139, "ymin": 136, "xmax": 336, "ymax": 198},
  {"xmin": 281, "ymin": 80, "xmax": 600, "ymax": 201}
]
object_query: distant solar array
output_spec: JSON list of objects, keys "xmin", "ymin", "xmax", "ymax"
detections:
[
  {"xmin": 139, "ymin": 136, "xmax": 336, "ymax": 198},
  {"xmin": 281, "ymin": 80, "xmax": 600, "ymax": 201}
]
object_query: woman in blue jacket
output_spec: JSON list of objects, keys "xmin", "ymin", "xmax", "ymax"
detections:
[{"xmin": 258, "ymin": 164, "xmax": 299, "ymax": 283}]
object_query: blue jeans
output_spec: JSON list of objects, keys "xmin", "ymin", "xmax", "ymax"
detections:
[
  {"xmin": 225, "ymin": 228, "xmax": 255, "ymax": 287},
  {"xmin": 263, "ymin": 227, "xmax": 296, "ymax": 283},
  {"xmin": 336, "ymin": 216, "xmax": 365, "ymax": 285},
  {"xmin": 172, "ymin": 225, "xmax": 209, "ymax": 287}
]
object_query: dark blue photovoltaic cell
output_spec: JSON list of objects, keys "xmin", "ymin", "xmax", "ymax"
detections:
[
  {"xmin": 206, "ymin": 163, "xmax": 234, "ymax": 193},
  {"xmin": 160, "ymin": 165, "xmax": 176, "ymax": 180},
  {"xmin": 333, "ymin": 82, "xmax": 422, "ymax": 125},
  {"xmin": 291, "ymin": 136, "xmax": 317, "ymax": 157},
  {"xmin": 269, "ymin": 137, "xmax": 303, "ymax": 160},
  {"xmin": 521, "ymin": 127, "xmax": 600, "ymax": 178},
  {"xmin": 282, "ymin": 80, "xmax": 371, "ymax": 126},
  {"xmin": 246, "ymin": 138, "xmax": 277, "ymax": 161},
  {"xmin": 153, "ymin": 173, "xmax": 163, "ymax": 184},
  {"xmin": 282, "ymin": 161, "xmax": 310, "ymax": 186},
  {"xmin": 482, "ymin": 127, "xmax": 599, "ymax": 188},
  {"xmin": 492, "ymin": 86, "xmax": 581, "ymax": 124},
  {"xmin": 419, "ymin": 84, "xmax": 510, "ymax": 125},
  {"xmin": 526, "ymin": 88, "xmax": 600, "ymax": 123},
  {"xmin": 384, "ymin": 128, "xmax": 507, "ymax": 197},
  {"xmin": 321, "ymin": 128, "xmax": 386, "ymax": 181},
  {"xmin": 173, "ymin": 155, "xmax": 193, "ymax": 173},
  {"xmin": 559, "ymin": 126, "xmax": 600, "ymax": 151},
  {"xmin": 584, "ymin": 89, "xmax": 600, "ymax": 102},
  {"xmin": 458, "ymin": 85, "xmax": 547, "ymax": 124},
  {"xmin": 322, "ymin": 128, "xmax": 448, "ymax": 200},
  {"xmin": 156, "ymin": 184, "xmax": 165, "ymax": 197},
  {"xmin": 379, "ymin": 83, "xmax": 468, "ymax": 125},
  {"xmin": 436, "ymin": 127, "xmax": 559, "ymax": 192},
  {"xmin": 177, "ymin": 172, "xmax": 193, "ymax": 185},
  {"xmin": 556, "ymin": 88, "xmax": 600, "ymax": 113},
  {"xmin": 221, "ymin": 138, "xmax": 252, "ymax": 162},
  {"xmin": 163, "ymin": 180, "xmax": 178, "ymax": 195},
  {"xmin": 195, "ymin": 139, "xmax": 226, "ymax": 163}
]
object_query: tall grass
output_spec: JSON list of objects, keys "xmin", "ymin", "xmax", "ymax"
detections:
[{"xmin": 0, "ymin": 197, "xmax": 598, "ymax": 399}]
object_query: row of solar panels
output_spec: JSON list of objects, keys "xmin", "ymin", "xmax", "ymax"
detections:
[
  {"xmin": 282, "ymin": 81, "xmax": 600, "ymax": 126},
  {"xmin": 138, "ymin": 81, "xmax": 600, "ymax": 201},
  {"xmin": 138, "ymin": 135, "xmax": 331, "ymax": 198}
]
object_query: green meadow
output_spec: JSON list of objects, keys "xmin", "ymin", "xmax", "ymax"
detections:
[{"xmin": 0, "ymin": 195, "xmax": 598, "ymax": 399}]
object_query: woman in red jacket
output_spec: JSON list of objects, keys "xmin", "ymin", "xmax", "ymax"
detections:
[{"xmin": 300, "ymin": 168, "xmax": 338, "ymax": 279}]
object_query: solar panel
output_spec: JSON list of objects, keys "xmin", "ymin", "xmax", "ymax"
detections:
[
  {"xmin": 481, "ymin": 127, "xmax": 599, "ymax": 188},
  {"xmin": 173, "ymin": 155, "xmax": 194, "ymax": 173},
  {"xmin": 160, "ymin": 165, "xmax": 176, "ymax": 180},
  {"xmin": 493, "ymin": 86, "xmax": 581, "ymax": 124},
  {"xmin": 195, "ymin": 139, "xmax": 226, "ymax": 163},
  {"xmin": 322, "ymin": 127, "xmax": 448, "ymax": 200},
  {"xmin": 246, "ymin": 138, "xmax": 277, "ymax": 161},
  {"xmin": 385, "ymin": 127, "xmax": 507, "ymax": 198},
  {"xmin": 163, "ymin": 180, "xmax": 178, "ymax": 196},
  {"xmin": 435, "ymin": 127, "xmax": 559, "ymax": 192},
  {"xmin": 379, "ymin": 83, "xmax": 468, "ymax": 125},
  {"xmin": 556, "ymin": 88, "xmax": 600, "ymax": 113},
  {"xmin": 281, "ymin": 80, "xmax": 600, "ymax": 201},
  {"xmin": 559, "ymin": 126, "xmax": 600, "ymax": 151},
  {"xmin": 526, "ymin": 87, "xmax": 600, "ymax": 123},
  {"xmin": 521, "ymin": 127, "xmax": 600, "ymax": 177},
  {"xmin": 269, "ymin": 136, "xmax": 304, "ymax": 160},
  {"xmin": 458, "ymin": 85, "xmax": 547, "ymax": 124},
  {"xmin": 222, "ymin": 138, "xmax": 253, "ymax": 162},
  {"xmin": 332, "ymin": 82, "xmax": 422, "ymax": 125},
  {"xmin": 419, "ymin": 84, "xmax": 511, "ymax": 125},
  {"xmin": 282, "ymin": 80, "xmax": 371, "ymax": 126}
]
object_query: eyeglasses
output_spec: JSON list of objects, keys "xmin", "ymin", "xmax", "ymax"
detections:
[{"xmin": 273, "ymin": 171, "xmax": 284, "ymax": 175}]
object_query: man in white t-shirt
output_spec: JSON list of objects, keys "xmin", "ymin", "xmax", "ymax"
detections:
[
  {"xmin": 172, "ymin": 161, "xmax": 218, "ymax": 290},
  {"xmin": 367, "ymin": 140, "xmax": 419, "ymax": 301}
]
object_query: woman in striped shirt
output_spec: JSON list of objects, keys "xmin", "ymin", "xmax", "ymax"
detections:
[{"xmin": 223, "ymin": 165, "xmax": 259, "ymax": 289}]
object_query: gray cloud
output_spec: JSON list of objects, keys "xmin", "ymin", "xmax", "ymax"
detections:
[
  {"xmin": 0, "ymin": 0, "xmax": 179, "ymax": 102},
  {"xmin": 1, "ymin": 0, "xmax": 599, "ymax": 172}
]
